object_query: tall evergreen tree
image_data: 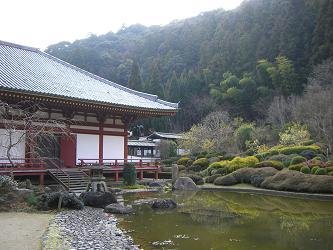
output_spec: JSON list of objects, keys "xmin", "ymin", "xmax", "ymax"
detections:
[
  {"xmin": 127, "ymin": 61, "xmax": 143, "ymax": 91},
  {"xmin": 145, "ymin": 62, "xmax": 164, "ymax": 97}
]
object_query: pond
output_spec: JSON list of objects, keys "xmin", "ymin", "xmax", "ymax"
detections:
[{"xmin": 118, "ymin": 190, "xmax": 333, "ymax": 250}]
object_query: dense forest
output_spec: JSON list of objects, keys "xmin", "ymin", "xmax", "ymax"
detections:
[{"xmin": 46, "ymin": 0, "xmax": 333, "ymax": 133}]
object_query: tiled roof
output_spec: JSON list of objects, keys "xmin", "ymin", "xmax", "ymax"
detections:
[
  {"xmin": 147, "ymin": 132, "xmax": 183, "ymax": 140},
  {"xmin": 128, "ymin": 140, "xmax": 156, "ymax": 147},
  {"xmin": 0, "ymin": 40, "xmax": 178, "ymax": 112}
]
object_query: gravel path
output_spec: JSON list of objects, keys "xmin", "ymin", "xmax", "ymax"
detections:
[{"xmin": 42, "ymin": 207, "xmax": 139, "ymax": 250}]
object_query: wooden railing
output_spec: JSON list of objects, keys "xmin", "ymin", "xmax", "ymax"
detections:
[
  {"xmin": 78, "ymin": 158, "xmax": 160, "ymax": 169},
  {"xmin": 0, "ymin": 158, "xmax": 46, "ymax": 169}
]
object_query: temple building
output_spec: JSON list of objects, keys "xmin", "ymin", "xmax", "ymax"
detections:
[{"xmin": 0, "ymin": 40, "xmax": 178, "ymax": 189}]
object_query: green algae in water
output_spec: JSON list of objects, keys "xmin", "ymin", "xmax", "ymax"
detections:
[{"xmin": 119, "ymin": 191, "xmax": 333, "ymax": 250}]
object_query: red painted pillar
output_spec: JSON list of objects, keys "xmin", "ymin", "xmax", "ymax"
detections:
[
  {"xmin": 39, "ymin": 174, "xmax": 44, "ymax": 186},
  {"xmin": 60, "ymin": 134, "xmax": 77, "ymax": 167},
  {"xmin": 124, "ymin": 123, "xmax": 128, "ymax": 161},
  {"xmin": 99, "ymin": 123, "xmax": 103, "ymax": 165}
]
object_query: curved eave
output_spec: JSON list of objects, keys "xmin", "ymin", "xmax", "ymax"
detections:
[{"xmin": 0, "ymin": 88, "xmax": 178, "ymax": 116}]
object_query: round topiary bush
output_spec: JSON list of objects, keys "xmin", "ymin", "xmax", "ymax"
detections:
[
  {"xmin": 177, "ymin": 157, "xmax": 191, "ymax": 166},
  {"xmin": 300, "ymin": 166, "xmax": 311, "ymax": 174},
  {"xmin": 314, "ymin": 168, "xmax": 328, "ymax": 175},
  {"xmin": 186, "ymin": 174, "xmax": 204, "ymax": 185},
  {"xmin": 311, "ymin": 166, "xmax": 320, "ymax": 174},
  {"xmin": 288, "ymin": 164, "xmax": 304, "ymax": 171},
  {"xmin": 254, "ymin": 160, "xmax": 284, "ymax": 170},
  {"xmin": 205, "ymin": 174, "xmax": 222, "ymax": 183},
  {"xmin": 299, "ymin": 150, "xmax": 317, "ymax": 160},
  {"xmin": 290, "ymin": 156, "xmax": 307, "ymax": 165},
  {"xmin": 192, "ymin": 158, "xmax": 209, "ymax": 169}
]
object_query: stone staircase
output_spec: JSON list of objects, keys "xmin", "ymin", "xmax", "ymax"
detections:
[{"xmin": 48, "ymin": 168, "xmax": 89, "ymax": 194}]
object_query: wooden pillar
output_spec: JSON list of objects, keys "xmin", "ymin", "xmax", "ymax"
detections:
[
  {"xmin": 140, "ymin": 170, "xmax": 143, "ymax": 180},
  {"xmin": 99, "ymin": 123, "xmax": 103, "ymax": 165},
  {"xmin": 124, "ymin": 123, "xmax": 128, "ymax": 161},
  {"xmin": 39, "ymin": 174, "xmax": 44, "ymax": 186}
]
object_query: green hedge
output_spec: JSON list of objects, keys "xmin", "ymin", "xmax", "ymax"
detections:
[
  {"xmin": 290, "ymin": 156, "xmax": 307, "ymax": 165},
  {"xmin": 300, "ymin": 166, "xmax": 311, "ymax": 174},
  {"xmin": 314, "ymin": 168, "xmax": 327, "ymax": 175},
  {"xmin": 177, "ymin": 157, "xmax": 191, "ymax": 166},
  {"xmin": 311, "ymin": 166, "xmax": 320, "ymax": 174},
  {"xmin": 205, "ymin": 174, "xmax": 221, "ymax": 183},
  {"xmin": 288, "ymin": 164, "xmax": 304, "ymax": 171},
  {"xmin": 228, "ymin": 156, "xmax": 259, "ymax": 172},
  {"xmin": 123, "ymin": 163, "xmax": 136, "ymax": 186},
  {"xmin": 254, "ymin": 160, "xmax": 284, "ymax": 170},
  {"xmin": 278, "ymin": 145, "xmax": 321, "ymax": 155},
  {"xmin": 193, "ymin": 158, "xmax": 210, "ymax": 168}
]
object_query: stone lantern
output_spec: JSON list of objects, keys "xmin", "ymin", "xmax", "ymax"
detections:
[{"xmin": 85, "ymin": 166, "xmax": 108, "ymax": 192}]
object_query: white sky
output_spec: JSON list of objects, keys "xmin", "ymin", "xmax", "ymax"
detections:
[{"xmin": 0, "ymin": 0, "xmax": 243, "ymax": 49}]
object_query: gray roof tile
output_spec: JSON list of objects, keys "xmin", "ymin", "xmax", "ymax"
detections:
[{"xmin": 0, "ymin": 41, "xmax": 178, "ymax": 112}]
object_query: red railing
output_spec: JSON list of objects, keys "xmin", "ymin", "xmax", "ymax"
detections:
[
  {"xmin": 78, "ymin": 158, "xmax": 160, "ymax": 169},
  {"xmin": 0, "ymin": 158, "xmax": 46, "ymax": 169}
]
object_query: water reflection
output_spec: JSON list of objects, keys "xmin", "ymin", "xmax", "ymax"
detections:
[{"xmin": 120, "ymin": 191, "xmax": 333, "ymax": 250}]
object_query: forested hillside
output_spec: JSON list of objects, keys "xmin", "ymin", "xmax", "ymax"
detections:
[{"xmin": 46, "ymin": 0, "xmax": 333, "ymax": 133}]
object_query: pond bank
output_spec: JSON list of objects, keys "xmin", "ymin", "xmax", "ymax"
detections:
[
  {"xmin": 0, "ymin": 212, "xmax": 53, "ymax": 250},
  {"xmin": 42, "ymin": 207, "xmax": 139, "ymax": 250},
  {"xmin": 200, "ymin": 183, "xmax": 333, "ymax": 201}
]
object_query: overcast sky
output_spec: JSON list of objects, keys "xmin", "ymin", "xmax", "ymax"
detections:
[{"xmin": 1, "ymin": 0, "xmax": 243, "ymax": 49}]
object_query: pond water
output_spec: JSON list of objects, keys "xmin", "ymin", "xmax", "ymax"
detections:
[{"xmin": 119, "ymin": 190, "xmax": 333, "ymax": 250}]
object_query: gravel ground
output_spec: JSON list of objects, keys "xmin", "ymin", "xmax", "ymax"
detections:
[{"xmin": 42, "ymin": 207, "xmax": 139, "ymax": 250}]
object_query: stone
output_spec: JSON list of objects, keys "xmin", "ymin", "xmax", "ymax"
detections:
[
  {"xmin": 172, "ymin": 164, "xmax": 179, "ymax": 184},
  {"xmin": 15, "ymin": 188, "xmax": 34, "ymax": 199},
  {"xmin": 80, "ymin": 191, "xmax": 117, "ymax": 208},
  {"xmin": 173, "ymin": 177, "xmax": 198, "ymax": 191},
  {"xmin": 148, "ymin": 181, "xmax": 164, "ymax": 187},
  {"xmin": 104, "ymin": 204, "xmax": 134, "ymax": 214},
  {"xmin": 151, "ymin": 199, "xmax": 177, "ymax": 209}
]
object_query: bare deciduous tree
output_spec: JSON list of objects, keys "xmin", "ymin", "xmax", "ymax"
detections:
[{"xmin": 0, "ymin": 100, "xmax": 70, "ymax": 169}]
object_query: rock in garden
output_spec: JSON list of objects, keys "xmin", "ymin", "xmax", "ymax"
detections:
[
  {"xmin": 104, "ymin": 203, "xmax": 134, "ymax": 214},
  {"xmin": 16, "ymin": 188, "xmax": 34, "ymax": 199},
  {"xmin": 149, "ymin": 181, "xmax": 164, "ymax": 187},
  {"xmin": 151, "ymin": 199, "xmax": 177, "ymax": 209},
  {"xmin": 173, "ymin": 177, "xmax": 198, "ymax": 191},
  {"xmin": 80, "ymin": 191, "xmax": 117, "ymax": 208}
]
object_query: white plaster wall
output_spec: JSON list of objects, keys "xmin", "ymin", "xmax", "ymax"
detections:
[
  {"xmin": 103, "ymin": 135, "xmax": 124, "ymax": 160},
  {"xmin": 0, "ymin": 129, "xmax": 25, "ymax": 163},
  {"xmin": 76, "ymin": 134, "xmax": 99, "ymax": 163}
]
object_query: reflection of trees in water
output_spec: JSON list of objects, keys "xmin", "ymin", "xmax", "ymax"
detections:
[{"xmin": 180, "ymin": 190, "xmax": 333, "ymax": 240}]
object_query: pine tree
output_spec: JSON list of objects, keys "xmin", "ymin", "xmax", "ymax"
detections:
[
  {"xmin": 145, "ymin": 63, "xmax": 164, "ymax": 97},
  {"xmin": 127, "ymin": 61, "xmax": 143, "ymax": 91}
]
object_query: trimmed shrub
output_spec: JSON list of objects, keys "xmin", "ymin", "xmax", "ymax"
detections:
[
  {"xmin": 195, "ymin": 153, "xmax": 207, "ymax": 159},
  {"xmin": 205, "ymin": 174, "xmax": 222, "ymax": 183},
  {"xmin": 314, "ymin": 168, "xmax": 327, "ymax": 175},
  {"xmin": 328, "ymin": 172, "xmax": 333, "ymax": 176},
  {"xmin": 177, "ymin": 157, "xmax": 191, "ymax": 166},
  {"xmin": 313, "ymin": 154, "xmax": 327, "ymax": 161},
  {"xmin": 299, "ymin": 150, "xmax": 317, "ymax": 160},
  {"xmin": 208, "ymin": 157, "xmax": 220, "ymax": 163},
  {"xmin": 288, "ymin": 164, "xmax": 304, "ymax": 171},
  {"xmin": 311, "ymin": 166, "xmax": 320, "ymax": 174},
  {"xmin": 326, "ymin": 167, "xmax": 333, "ymax": 172},
  {"xmin": 228, "ymin": 156, "xmax": 259, "ymax": 172},
  {"xmin": 278, "ymin": 145, "xmax": 320, "ymax": 155},
  {"xmin": 37, "ymin": 192, "xmax": 83, "ymax": 210},
  {"xmin": 192, "ymin": 158, "xmax": 209, "ymax": 168},
  {"xmin": 212, "ymin": 167, "xmax": 229, "ymax": 175},
  {"xmin": 301, "ymin": 140, "xmax": 315, "ymax": 146},
  {"xmin": 123, "ymin": 163, "xmax": 136, "ymax": 186},
  {"xmin": 290, "ymin": 156, "xmax": 307, "ymax": 165},
  {"xmin": 187, "ymin": 174, "xmax": 204, "ymax": 185},
  {"xmin": 300, "ymin": 166, "xmax": 311, "ymax": 174},
  {"xmin": 178, "ymin": 165, "xmax": 186, "ymax": 171},
  {"xmin": 254, "ymin": 150, "xmax": 279, "ymax": 161},
  {"xmin": 220, "ymin": 155, "xmax": 236, "ymax": 161},
  {"xmin": 25, "ymin": 193, "xmax": 38, "ymax": 206},
  {"xmin": 0, "ymin": 175, "xmax": 18, "ymax": 193},
  {"xmin": 254, "ymin": 160, "xmax": 284, "ymax": 171}
]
